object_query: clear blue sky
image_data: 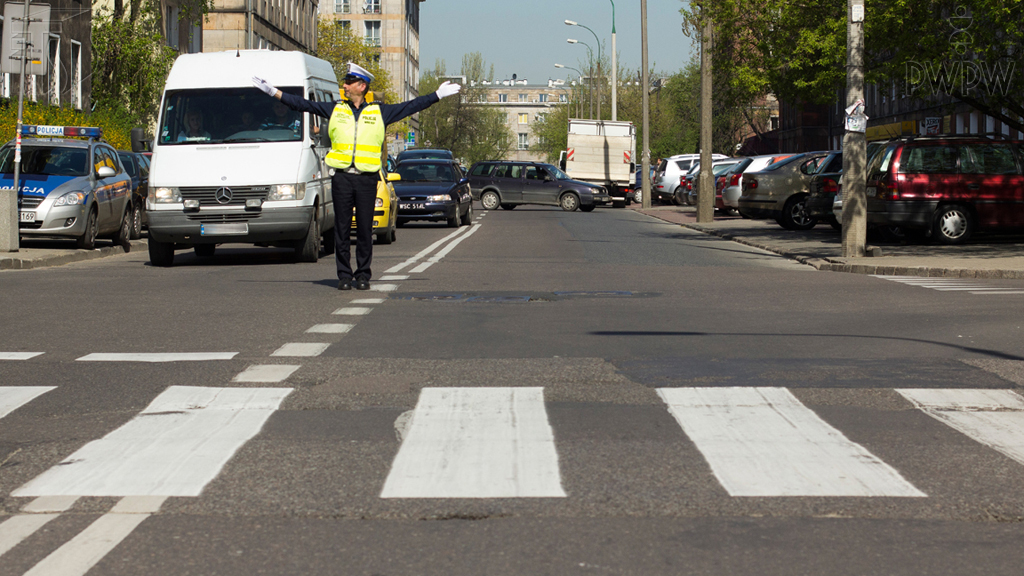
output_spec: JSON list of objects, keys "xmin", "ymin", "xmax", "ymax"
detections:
[{"xmin": 418, "ymin": 0, "xmax": 696, "ymax": 85}]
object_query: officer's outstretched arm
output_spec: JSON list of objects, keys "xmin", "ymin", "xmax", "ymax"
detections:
[{"xmin": 252, "ymin": 77, "xmax": 281, "ymax": 100}]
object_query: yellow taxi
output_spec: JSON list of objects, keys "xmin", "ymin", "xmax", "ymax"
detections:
[{"xmin": 352, "ymin": 156, "xmax": 398, "ymax": 244}]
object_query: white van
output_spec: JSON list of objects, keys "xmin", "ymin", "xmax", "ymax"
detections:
[{"xmin": 146, "ymin": 50, "xmax": 338, "ymax": 266}]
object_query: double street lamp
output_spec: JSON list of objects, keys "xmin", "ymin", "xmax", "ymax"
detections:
[
  {"xmin": 554, "ymin": 63, "xmax": 585, "ymax": 119},
  {"xmin": 565, "ymin": 39, "xmax": 594, "ymax": 119},
  {"xmin": 565, "ymin": 20, "xmax": 602, "ymax": 120}
]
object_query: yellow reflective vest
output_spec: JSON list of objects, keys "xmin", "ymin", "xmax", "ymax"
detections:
[{"xmin": 325, "ymin": 100, "xmax": 385, "ymax": 172}]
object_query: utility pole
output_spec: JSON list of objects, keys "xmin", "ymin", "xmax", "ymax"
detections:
[
  {"xmin": 3, "ymin": 0, "xmax": 35, "ymax": 252},
  {"xmin": 697, "ymin": 6, "xmax": 713, "ymax": 223},
  {"xmin": 609, "ymin": 0, "xmax": 617, "ymax": 121},
  {"xmin": 841, "ymin": 0, "xmax": 867, "ymax": 256},
  {"xmin": 640, "ymin": 0, "xmax": 651, "ymax": 208}
]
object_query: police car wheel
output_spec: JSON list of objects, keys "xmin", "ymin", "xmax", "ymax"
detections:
[
  {"xmin": 115, "ymin": 208, "xmax": 132, "ymax": 251},
  {"xmin": 76, "ymin": 208, "xmax": 98, "ymax": 250}
]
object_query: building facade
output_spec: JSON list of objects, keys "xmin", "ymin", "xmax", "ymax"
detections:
[
  {"xmin": 203, "ymin": 0, "xmax": 318, "ymax": 53},
  {"xmin": 0, "ymin": 0, "xmax": 91, "ymax": 110},
  {"xmin": 319, "ymin": 0, "xmax": 422, "ymax": 106},
  {"xmin": 474, "ymin": 81, "xmax": 571, "ymax": 162}
]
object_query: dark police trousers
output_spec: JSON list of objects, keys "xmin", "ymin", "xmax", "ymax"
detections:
[{"xmin": 331, "ymin": 170, "xmax": 378, "ymax": 281}]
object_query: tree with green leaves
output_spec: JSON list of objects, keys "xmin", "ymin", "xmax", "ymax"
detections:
[
  {"xmin": 417, "ymin": 57, "xmax": 513, "ymax": 165},
  {"xmin": 91, "ymin": 0, "xmax": 178, "ymax": 128}
]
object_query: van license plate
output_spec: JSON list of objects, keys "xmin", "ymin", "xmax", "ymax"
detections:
[
  {"xmin": 19, "ymin": 211, "xmax": 34, "ymax": 222},
  {"xmin": 201, "ymin": 223, "xmax": 248, "ymax": 235}
]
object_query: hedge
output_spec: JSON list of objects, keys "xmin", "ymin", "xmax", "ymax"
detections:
[{"xmin": 0, "ymin": 99, "xmax": 141, "ymax": 150}]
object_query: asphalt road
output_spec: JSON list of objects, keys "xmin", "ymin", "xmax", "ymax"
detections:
[{"xmin": 2, "ymin": 204, "xmax": 1024, "ymax": 575}]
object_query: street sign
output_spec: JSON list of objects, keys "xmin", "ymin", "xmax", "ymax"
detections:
[
  {"xmin": 407, "ymin": 131, "xmax": 415, "ymax": 145},
  {"xmin": 0, "ymin": 3, "xmax": 50, "ymax": 76}
]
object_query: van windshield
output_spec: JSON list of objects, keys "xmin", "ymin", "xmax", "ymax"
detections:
[{"xmin": 158, "ymin": 87, "xmax": 305, "ymax": 145}]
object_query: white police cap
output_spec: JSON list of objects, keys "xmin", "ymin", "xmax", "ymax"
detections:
[{"xmin": 345, "ymin": 63, "xmax": 374, "ymax": 84}]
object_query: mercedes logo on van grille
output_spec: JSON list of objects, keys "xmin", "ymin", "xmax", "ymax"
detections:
[{"xmin": 215, "ymin": 187, "xmax": 233, "ymax": 204}]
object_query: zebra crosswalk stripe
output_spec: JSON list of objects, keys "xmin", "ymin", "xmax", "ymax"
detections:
[
  {"xmin": 12, "ymin": 386, "xmax": 292, "ymax": 497},
  {"xmin": 0, "ymin": 387, "xmax": 56, "ymax": 420},
  {"xmin": 658, "ymin": 387, "xmax": 926, "ymax": 497},
  {"xmin": 897, "ymin": 389, "xmax": 1024, "ymax": 466},
  {"xmin": 381, "ymin": 387, "xmax": 566, "ymax": 498}
]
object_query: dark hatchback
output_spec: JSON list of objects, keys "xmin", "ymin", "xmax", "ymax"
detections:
[
  {"xmin": 117, "ymin": 150, "xmax": 150, "ymax": 239},
  {"xmin": 393, "ymin": 159, "xmax": 474, "ymax": 227}
]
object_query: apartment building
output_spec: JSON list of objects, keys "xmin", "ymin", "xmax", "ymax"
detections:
[
  {"xmin": 203, "ymin": 0, "xmax": 318, "ymax": 53},
  {"xmin": 320, "ymin": 0, "xmax": 423, "ymax": 105},
  {"xmin": 0, "ymin": 0, "xmax": 90, "ymax": 109},
  {"xmin": 475, "ymin": 81, "xmax": 571, "ymax": 162}
]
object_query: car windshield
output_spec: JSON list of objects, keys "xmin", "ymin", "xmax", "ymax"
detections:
[
  {"xmin": 396, "ymin": 162, "xmax": 455, "ymax": 182},
  {"xmin": 158, "ymin": 86, "xmax": 305, "ymax": 145},
  {"xmin": 399, "ymin": 150, "xmax": 452, "ymax": 161},
  {"xmin": 0, "ymin": 145, "xmax": 89, "ymax": 176},
  {"xmin": 540, "ymin": 163, "xmax": 571, "ymax": 179}
]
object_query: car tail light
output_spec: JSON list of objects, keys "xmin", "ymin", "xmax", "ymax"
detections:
[
  {"xmin": 686, "ymin": 180, "xmax": 693, "ymax": 191},
  {"xmin": 746, "ymin": 179, "xmax": 758, "ymax": 189},
  {"xmin": 823, "ymin": 178, "xmax": 839, "ymax": 195},
  {"xmin": 729, "ymin": 174, "xmax": 742, "ymax": 186},
  {"xmin": 882, "ymin": 182, "xmax": 900, "ymax": 200}
]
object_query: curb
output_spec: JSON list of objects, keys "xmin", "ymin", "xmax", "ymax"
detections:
[
  {"xmin": 678, "ymin": 222, "xmax": 1024, "ymax": 280},
  {"xmin": 0, "ymin": 240, "xmax": 147, "ymax": 270}
]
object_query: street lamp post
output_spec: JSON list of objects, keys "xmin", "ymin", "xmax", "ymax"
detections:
[
  {"xmin": 566, "ymin": 38, "xmax": 594, "ymax": 119},
  {"xmin": 565, "ymin": 20, "xmax": 602, "ymax": 120},
  {"xmin": 555, "ymin": 63, "xmax": 584, "ymax": 118},
  {"xmin": 607, "ymin": 0, "xmax": 617, "ymax": 121}
]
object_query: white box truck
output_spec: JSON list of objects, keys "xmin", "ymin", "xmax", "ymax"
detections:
[
  {"xmin": 561, "ymin": 119, "xmax": 636, "ymax": 208},
  {"xmin": 146, "ymin": 50, "xmax": 339, "ymax": 267}
]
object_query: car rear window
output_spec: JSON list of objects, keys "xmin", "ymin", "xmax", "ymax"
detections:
[
  {"xmin": 959, "ymin": 143, "xmax": 1019, "ymax": 175},
  {"xmin": 899, "ymin": 145, "xmax": 957, "ymax": 173},
  {"xmin": 761, "ymin": 154, "xmax": 804, "ymax": 172},
  {"xmin": 674, "ymin": 159, "xmax": 692, "ymax": 171}
]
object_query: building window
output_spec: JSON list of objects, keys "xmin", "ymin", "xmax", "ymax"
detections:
[
  {"xmin": 335, "ymin": 0, "xmax": 349, "ymax": 12},
  {"xmin": 518, "ymin": 113, "xmax": 528, "ymax": 124},
  {"xmin": 498, "ymin": 93, "xmax": 507, "ymax": 103},
  {"xmin": 559, "ymin": 94, "xmax": 567, "ymax": 102},
  {"xmin": 538, "ymin": 94, "xmax": 548, "ymax": 103},
  {"xmin": 70, "ymin": 40, "xmax": 81, "ymax": 109},
  {"xmin": 364, "ymin": 20, "xmax": 381, "ymax": 46},
  {"xmin": 536, "ymin": 112, "xmax": 546, "ymax": 123},
  {"xmin": 364, "ymin": 0, "xmax": 380, "ymax": 13},
  {"xmin": 48, "ymin": 35, "xmax": 59, "ymax": 105},
  {"xmin": 337, "ymin": 19, "xmax": 350, "ymax": 30},
  {"xmin": 518, "ymin": 133, "xmax": 529, "ymax": 150},
  {"xmin": 166, "ymin": 6, "xmax": 180, "ymax": 49},
  {"xmin": 518, "ymin": 93, "xmax": 528, "ymax": 102}
]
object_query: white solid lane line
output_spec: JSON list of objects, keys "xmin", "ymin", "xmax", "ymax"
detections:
[
  {"xmin": 970, "ymin": 291, "xmax": 1024, "ymax": 295},
  {"xmin": 0, "ymin": 352, "xmax": 43, "ymax": 360},
  {"xmin": 381, "ymin": 387, "xmax": 566, "ymax": 498},
  {"xmin": 13, "ymin": 386, "xmax": 291, "ymax": 497},
  {"xmin": 384, "ymin": 226, "xmax": 469, "ymax": 274},
  {"xmin": 332, "ymin": 307, "xmax": 373, "ymax": 315},
  {"xmin": 658, "ymin": 387, "xmax": 925, "ymax": 497},
  {"xmin": 232, "ymin": 365, "xmax": 300, "ymax": 383},
  {"xmin": 351, "ymin": 298, "xmax": 385, "ymax": 304},
  {"xmin": 271, "ymin": 343, "xmax": 331, "ymax": 357},
  {"xmin": 21, "ymin": 496, "xmax": 166, "ymax": 576},
  {"xmin": 306, "ymin": 323, "xmax": 354, "ymax": 333},
  {"xmin": 76, "ymin": 353, "xmax": 237, "ymax": 362},
  {"xmin": 0, "ymin": 387, "xmax": 56, "ymax": 420},
  {"xmin": 897, "ymin": 389, "xmax": 1024, "ymax": 466},
  {"xmin": 409, "ymin": 224, "xmax": 482, "ymax": 273}
]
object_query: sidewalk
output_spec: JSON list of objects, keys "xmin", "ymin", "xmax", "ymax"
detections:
[
  {"xmin": 0, "ymin": 239, "xmax": 147, "ymax": 270},
  {"xmin": 635, "ymin": 206, "xmax": 1024, "ymax": 279}
]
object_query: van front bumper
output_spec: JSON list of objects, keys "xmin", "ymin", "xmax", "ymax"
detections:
[{"xmin": 147, "ymin": 206, "xmax": 314, "ymax": 243}]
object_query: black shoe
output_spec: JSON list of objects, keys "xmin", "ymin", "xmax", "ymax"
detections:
[
  {"xmin": 338, "ymin": 278, "xmax": 352, "ymax": 290},
  {"xmin": 355, "ymin": 277, "xmax": 370, "ymax": 290}
]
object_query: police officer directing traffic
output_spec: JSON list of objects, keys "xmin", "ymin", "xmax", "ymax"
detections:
[{"xmin": 252, "ymin": 63, "xmax": 461, "ymax": 290}]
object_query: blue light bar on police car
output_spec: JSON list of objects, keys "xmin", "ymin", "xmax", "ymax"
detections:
[{"xmin": 20, "ymin": 125, "xmax": 103, "ymax": 138}]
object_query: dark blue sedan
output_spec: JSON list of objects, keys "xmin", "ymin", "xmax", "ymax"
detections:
[{"xmin": 393, "ymin": 159, "xmax": 473, "ymax": 228}]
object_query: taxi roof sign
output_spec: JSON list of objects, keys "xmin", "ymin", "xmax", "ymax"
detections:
[{"xmin": 20, "ymin": 125, "xmax": 103, "ymax": 139}]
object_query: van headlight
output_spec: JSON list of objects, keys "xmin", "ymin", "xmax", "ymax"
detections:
[
  {"xmin": 269, "ymin": 183, "xmax": 305, "ymax": 201},
  {"xmin": 151, "ymin": 187, "xmax": 181, "ymax": 204},
  {"xmin": 52, "ymin": 191, "xmax": 86, "ymax": 206}
]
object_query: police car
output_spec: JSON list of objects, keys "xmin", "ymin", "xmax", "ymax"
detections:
[{"xmin": 1, "ymin": 125, "xmax": 134, "ymax": 250}]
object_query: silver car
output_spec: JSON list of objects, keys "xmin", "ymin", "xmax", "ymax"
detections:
[
  {"xmin": 737, "ymin": 151, "xmax": 833, "ymax": 230},
  {"xmin": 721, "ymin": 154, "xmax": 789, "ymax": 209},
  {"xmin": 3, "ymin": 129, "xmax": 134, "ymax": 250},
  {"xmin": 653, "ymin": 153, "xmax": 728, "ymax": 205}
]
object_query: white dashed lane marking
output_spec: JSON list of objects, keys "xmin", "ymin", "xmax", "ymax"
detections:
[
  {"xmin": 369, "ymin": 284, "xmax": 399, "ymax": 292},
  {"xmin": 332, "ymin": 307, "xmax": 373, "ymax": 316},
  {"xmin": 379, "ymin": 275, "xmax": 408, "ymax": 281},
  {"xmin": 271, "ymin": 343, "xmax": 331, "ymax": 357},
  {"xmin": 306, "ymin": 323, "xmax": 354, "ymax": 334},
  {"xmin": 76, "ymin": 353, "xmax": 238, "ymax": 362},
  {"xmin": 232, "ymin": 365, "xmax": 300, "ymax": 383},
  {"xmin": 874, "ymin": 275, "xmax": 1024, "ymax": 294},
  {"xmin": 0, "ymin": 352, "xmax": 44, "ymax": 360},
  {"xmin": 351, "ymin": 298, "xmax": 385, "ymax": 304}
]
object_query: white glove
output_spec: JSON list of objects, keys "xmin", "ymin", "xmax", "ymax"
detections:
[
  {"xmin": 252, "ymin": 76, "xmax": 277, "ymax": 97},
  {"xmin": 436, "ymin": 81, "xmax": 462, "ymax": 99}
]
